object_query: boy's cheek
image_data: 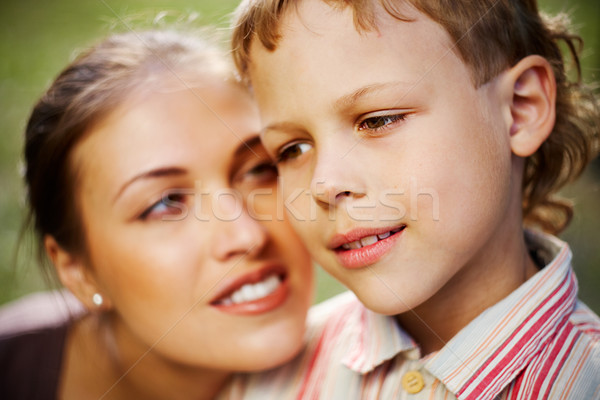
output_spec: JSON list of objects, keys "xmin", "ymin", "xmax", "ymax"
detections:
[{"xmin": 279, "ymin": 183, "xmax": 311, "ymax": 222}]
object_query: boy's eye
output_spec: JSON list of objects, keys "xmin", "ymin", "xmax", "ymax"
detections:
[
  {"xmin": 358, "ymin": 114, "xmax": 406, "ymax": 132},
  {"xmin": 140, "ymin": 193, "xmax": 187, "ymax": 220},
  {"xmin": 277, "ymin": 142, "xmax": 312, "ymax": 163}
]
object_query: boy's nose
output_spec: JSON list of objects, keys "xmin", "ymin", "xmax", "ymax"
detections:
[{"xmin": 310, "ymin": 154, "xmax": 367, "ymax": 207}]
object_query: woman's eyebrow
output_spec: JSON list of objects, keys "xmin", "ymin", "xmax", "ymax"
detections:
[
  {"xmin": 233, "ymin": 136, "xmax": 262, "ymax": 158},
  {"xmin": 113, "ymin": 167, "xmax": 187, "ymax": 203}
]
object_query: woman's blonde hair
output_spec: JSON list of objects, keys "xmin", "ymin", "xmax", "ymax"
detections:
[{"xmin": 231, "ymin": 0, "xmax": 599, "ymax": 234}]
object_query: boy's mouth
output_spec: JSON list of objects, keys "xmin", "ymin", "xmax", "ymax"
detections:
[
  {"xmin": 330, "ymin": 225, "xmax": 406, "ymax": 269},
  {"xmin": 337, "ymin": 226, "xmax": 405, "ymax": 250},
  {"xmin": 329, "ymin": 225, "xmax": 406, "ymax": 251}
]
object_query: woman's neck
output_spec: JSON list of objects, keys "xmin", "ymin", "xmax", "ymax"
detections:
[{"xmin": 60, "ymin": 314, "xmax": 231, "ymax": 400}]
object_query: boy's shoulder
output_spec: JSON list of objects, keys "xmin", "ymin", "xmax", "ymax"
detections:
[
  {"xmin": 303, "ymin": 291, "xmax": 369, "ymax": 358},
  {"xmin": 570, "ymin": 300, "xmax": 600, "ymax": 337},
  {"xmin": 307, "ymin": 291, "xmax": 362, "ymax": 330},
  {"xmin": 515, "ymin": 299, "xmax": 600, "ymax": 398}
]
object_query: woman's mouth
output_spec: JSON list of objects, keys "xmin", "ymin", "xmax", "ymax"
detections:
[
  {"xmin": 332, "ymin": 225, "xmax": 406, "ymax": 269},
  {"xmin": 215, "ymin": 274, "xmax": 282, "ymax": 306},
  {"xmin": 210, "ymin": 267, "xmax": 289, "ymax": 315}
]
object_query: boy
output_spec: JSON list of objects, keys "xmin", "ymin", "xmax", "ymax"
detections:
[{"xmin": 231, "ymin": 0, "xmax": 600, "ymax": 398}]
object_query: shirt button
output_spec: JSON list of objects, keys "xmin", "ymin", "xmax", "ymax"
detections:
[{"xmin": 402, "ymin": 370, "xmax": 425, "ymax": 394}]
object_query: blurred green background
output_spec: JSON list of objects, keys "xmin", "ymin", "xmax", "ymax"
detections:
[{"xmin": 0, "ymin": 0, "xmax": 598, "ymax": 310}]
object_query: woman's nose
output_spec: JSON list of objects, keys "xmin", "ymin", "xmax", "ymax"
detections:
[{"xmin": 210, "ymin": 193, "xmax": 268, "ymax": 261}]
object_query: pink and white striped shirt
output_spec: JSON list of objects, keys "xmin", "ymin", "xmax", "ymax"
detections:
[{"xmin": 232, "ymin": 232, "xmax": 600, "ymax": 399}]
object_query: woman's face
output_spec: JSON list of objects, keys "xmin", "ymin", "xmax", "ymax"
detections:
[{"xmin": 71, "ymin": 81, "xmax": 313, "ymax": 371}]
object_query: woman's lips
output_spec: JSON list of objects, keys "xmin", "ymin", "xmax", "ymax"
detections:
[
  {"xmin": 331, "ymin": 226, "xmax": 405, "ymax": 269},
  {"xmin": 210, "ymin": 264, "xmax": 289, "ymax": 315}
]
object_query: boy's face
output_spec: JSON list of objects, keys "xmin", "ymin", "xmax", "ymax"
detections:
[{"xmin": 249, "ymin": 0, "xmax": 520, "ymax": 315}]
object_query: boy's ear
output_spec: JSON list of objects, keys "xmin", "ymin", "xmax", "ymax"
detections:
[
  {"xmin": 505, "ymin": 55, "xmax": 556, "ymax": 157},
  {"xmin": 44, "ymin": 235, "xmax": 112, "ymax": 312}
]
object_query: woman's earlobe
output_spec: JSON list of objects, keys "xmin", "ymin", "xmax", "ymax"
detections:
[
  {"xmin": 44, "ymin": 235, "xmax": 112, "ymax": 311},
  {"xmin": 508, "ymin": 55, "xmax": 556, "ymax": 157}
]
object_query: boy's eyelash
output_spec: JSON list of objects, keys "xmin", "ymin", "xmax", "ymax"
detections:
[
  {"xmin": 276, "ymin": 141, "xmax": 312, "ymax": 164},
  {"xmin": 357, "ymin": 113, "xmax": 407, "ymax": 133}
]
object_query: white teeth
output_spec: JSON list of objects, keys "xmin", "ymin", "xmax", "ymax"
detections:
[
  {"xmin": 221, "ymin": 274, "xmax": 281, "ymax": 305},
  {"xmin": 340, "ymin": 228, "xmax": 405, "ymax": 250},
  {"xmin": 231, "ymin": 290, "xmax": 245, "ymax": 304},
  {"xmin": 253, "ymin": 282, "xmax": 269, "ymax": 298},
  {"xmin": 348, "ymin": 240, "xmax": 362, "ymax": 250},
  {"xmin": 241, "ymin": 284, "xmax": 256, "ymax": 299},
  {"xmin": 378, "ymin": 231, "xmax": 391, "ymax": 239},
  {"xmin": 360, "ymin": 235, "xmax": 378, "ymax": 247}
]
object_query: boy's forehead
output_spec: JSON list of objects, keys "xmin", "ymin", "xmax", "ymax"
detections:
[
  {"xmin": 248, "ymin": 0, "xmax": 461, "ymax": 107},
  {"xmin": 249, "ymin": 0, "xmax": 454, "ymax": 68}
]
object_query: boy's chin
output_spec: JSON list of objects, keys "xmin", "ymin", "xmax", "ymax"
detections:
[{"xmin": 352, "ymin": 288, "xmax": 414, "ymax": 316}]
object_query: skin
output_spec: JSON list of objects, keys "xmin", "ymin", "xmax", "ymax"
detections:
[
  {"xmin": 47, "ymin": 80, "xmax": 314, "ymax": 399},
  {"xmin": 248, "ymin": 0, "xmax": 554, "ymax": 354}
]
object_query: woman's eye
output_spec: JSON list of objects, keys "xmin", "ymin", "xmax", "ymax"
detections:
[
  {"xmin": 247, "ymin": 161, "xmax": 277, "ymax": 179},
  {"xmin": 140, "ymin": 193, "xmax": 186, "ymax": 220},
  {"xmin": 277, "ymin": 142, "xmax": 312, "ymax": 163},
  {"xmin": 358, "ymin": 114, "xmax": 406, "ymax": 132},
  {"xmin": 237, "ymin": 161, "xmax": 278, "ymax": 185}
]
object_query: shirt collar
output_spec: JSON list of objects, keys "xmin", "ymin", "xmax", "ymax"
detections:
[
  {"xmin": 425, "ymin": 232, "xmax": 577, "ymax": 399},
  {"xmin": 341, "ymin": 232, "xmax": 577, "ymax": 399},
  {"xmin": 341, "ymin": 297, "xmax": 416, "ymax": 373}
]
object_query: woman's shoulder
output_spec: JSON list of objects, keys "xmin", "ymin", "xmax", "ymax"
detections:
[
  {"xmin": 0, "ymin": 290, "xmax": 85, "ymax": 338},
  {"xmin": 0, "ymin": 290, "xmax": 86, "ymax": 399}
]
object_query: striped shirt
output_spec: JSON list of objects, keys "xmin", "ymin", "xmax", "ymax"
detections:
[{"xmin": 232, "ymin": 232, "xmax": 600, "ymax": 399}]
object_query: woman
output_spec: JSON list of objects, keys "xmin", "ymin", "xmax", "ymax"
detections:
[{"xmin": 0, "ymin": 30, "xmax": 313, "ymax": 399}]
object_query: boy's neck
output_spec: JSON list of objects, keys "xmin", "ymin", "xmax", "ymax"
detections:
[{"xmin": 396, "ymin": 220, "xmax": 540, "ymax": 356}]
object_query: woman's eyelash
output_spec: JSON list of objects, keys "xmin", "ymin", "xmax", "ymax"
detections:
[
  {"xmin": 139, "ymin": 193, "xmax": 186, "ymax": 220},
  {"xmin": 357, "ymin": 113, "xmax": 407, "ymax": 132},
  {"xmin": 247, "ymin": 161, "xmax": 277, "ymax": 176},
  {"xmin": 235, "ymin": 160, "xmax": 278, "ymax": 185}
]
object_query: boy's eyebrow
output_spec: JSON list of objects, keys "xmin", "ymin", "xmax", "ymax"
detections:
[
  {"xmin": 261, "ymin": 121, "xmax": 306, "ymax": 136},
  {"xmin": 114, "ymin": 167, "xmax": 187, "ymax": 203},
  {"xmin": 333, "ymin": 81, "xmax": 416, "ymax": 112},
  {"xmin": 261, "ymin": 81, "xmax": 418, "ymax": 136}
]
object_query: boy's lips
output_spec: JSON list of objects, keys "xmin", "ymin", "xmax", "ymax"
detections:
[
  {"xmin": 329, "ymin": 225, "xmax": 406, "ymax": 269},
  {"xmin": 210, "ymin": 264, "xmax": 289, "ymax": 315}
]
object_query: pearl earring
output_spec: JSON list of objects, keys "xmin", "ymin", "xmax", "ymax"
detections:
[{"xmin": 92, "ymin": 293, "xmax": 103, "ymax": 307}]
